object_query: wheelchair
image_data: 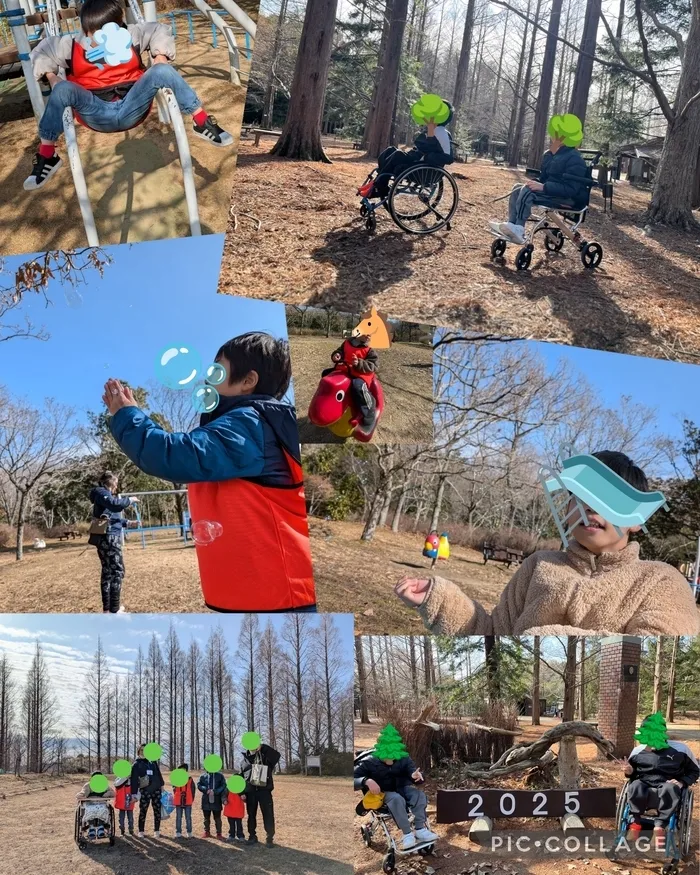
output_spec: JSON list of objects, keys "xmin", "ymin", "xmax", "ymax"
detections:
[
  {"xmin": 610, "ymin": 780, "xmax": 694, "ymax": 875},
  {"xmin": 358, "ymin": 158, "xmax": 459, "ymax": 236},
  {"xmin": 74, "ymin": 799, "xmax": 116, "ymax": 850},
  {"xmin": 489, "ymin": 150, "xmax": 604, "ymax": 271}
]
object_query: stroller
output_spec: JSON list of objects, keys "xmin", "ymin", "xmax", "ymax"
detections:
[{"xmin": 74, "ymin": 799, "xmax": 116, "ymax": 850}]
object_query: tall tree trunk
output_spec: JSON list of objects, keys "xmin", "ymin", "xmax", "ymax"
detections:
[
  {"xmin": 451, "ymin": 0, "xmax": 477, "ymax": 133},
  {"xmin": 578, "ymin": 637, "xmax": 586, "ymax": 721},
  {"xmin": 506, "ymin": 0, "xmax": 532, "ymax": 165},
  {"xmin": 271, "ymin": 0, "xmax": 339, "ymax": 162},
  {"xmin": 363, "ymin": 0, "xmax": 394, "ymax": 149},
  {"xmin": 527, "ymin": 0, "xmax": 564, "ymax": 168},
  {"xmin": 652, "ymin": 638, "xmax": 664, "ymax": 713},
  {"xmin": 355, "ymin": 637, "xmax": 370, "ymax": 724},
  {"xmin": 428, "ymin": 0, "xmax": 446, "ymax": 90},
  {"xmin": 558, "ymin": 637, "xmax": 580, "ymax": 789},
  {"xmin": 262, "ymin": 0, "xmax": 289, "ymax": 128},
  {"xmin": 15, "ymin": 490, "xmax": 28, "ymax": 561},
  {"xmin": 484, "ymin": 637, "xmax": 501, "ymax": 700},
  {"xmin": 490, "ymin": 9, "xmax": 510, "ymax": 121},
  {"xmin": 568, "ymin": 0, "xmax": 602, "ymax": 124},
  {"xmin": 408, "ymin": 636, "xmax": 418, "ymax": 696},
  {"xmin": 665, "ymin": 637, "xmax": 679, "ymax": 723},
  {"xmin": 531, "ymin": 636, "xmax": 541, "ymax": 726},
  {"xmin": 429, "ymin": 475, "xmax": 447, "ymax": 531},
  {"xmin": 511, "ymin": 0, "xmax": 543, "ymax": 166},
  {"xmin": 553, "ymin": 0, "xmax": 572, "ymax": 112}
]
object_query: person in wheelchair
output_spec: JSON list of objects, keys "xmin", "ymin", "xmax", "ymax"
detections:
[
  {"xmin": 76, "ymin": 770, "xmax": 116, "ymax": 840},
  {"xmin": 354, "ymin": 726, "xmax": 438, "ymax": 851},
  {"xmin": 358, "ymin": 103, "xmax": 454, "ymax": 201},
  {"xmin": 25, "ymin": 0, "xmax": 235, "ymax": 192},
  {"xmin": 489, "ymin": 114, "xmax": 588, "ymax": 244},
  {"xmin": 623, "ymin": 712, "xmax": 699, "ymax": 849}
]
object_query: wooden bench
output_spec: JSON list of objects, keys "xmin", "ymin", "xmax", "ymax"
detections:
[
  {"xmin": 253, "ymin": 128, "xmax": 282, "ymax": 147},
  {"xmin": 57, "ymin": 530, "xmax": 81, "ymax": 541},
  {"xmin": 483, "ymin": 544, "xmax": 524, "ymax": 567}
]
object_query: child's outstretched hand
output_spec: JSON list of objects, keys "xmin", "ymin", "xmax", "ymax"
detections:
[
  {"xmin": 395, "ymin": 575, "xmax": 431, "ymax": 607},
  {"xmin": 411, "ymin": 769, "xmax": 424, "ymax": 783},
  {"xmin": 103, "ymin": 379, "xmax": 138, "ymax": 415}
]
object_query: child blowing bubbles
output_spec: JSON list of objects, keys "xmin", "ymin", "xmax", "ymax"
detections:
[
  {"xmin": 396, "ymin": 451, "xmax": 700, "ymax": 636},
  {"xmin": 25, "ymin": 0, "xmax": 233, "ymax": 191}
]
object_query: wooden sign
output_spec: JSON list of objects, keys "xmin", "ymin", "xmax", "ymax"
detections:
[
  {"xmin": 307, "ymin": 755, "xmax": 321, "ymax": 768},
  {"xmin": 437, "ymin": 788, "xmax": 617, "ymax": 823}
]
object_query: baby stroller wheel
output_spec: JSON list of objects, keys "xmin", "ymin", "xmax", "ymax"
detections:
[
  {"xmin": 382, "ymin": 851, "xmax": 396, "ymax": 873},
  {"xmin": 418, "ymin": 843, "xmax": 435, "ymax": 855},
  {"xmin": 366, "ymin": 214, "xmax": 377, "ymax": 233},
  {"xmin": 490, "ymin": 238, "xmax": 507, "ymax": 259},
  {"xmin": 360, "ymin": 204, "xmax": 368, "ymax": 217},
  {"xmin": 515, "ymin": 245, "xmax": 533, "ymax": 271},
  {"xmin": 544, "ymin": 228, "xmax": 564, "ymax": 252},
  {"xmin": 581, "ymin": 241, "xmax": 603, "ymax": 268}
]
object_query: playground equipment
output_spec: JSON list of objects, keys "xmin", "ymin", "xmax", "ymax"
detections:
[
  {"xmin": 307, "ymin": 362, "xmax": 384, "ymax": 442},
  {"xmin": 489, "ymin": 150, "xmax": 605, "ymax": 271},
  {"xmin": 121, "ymin": 488, "xmax": 191, "ymax": 548},
  {"xmin": 539, "ymin": 447, "xmax": 669, "ymax": 547},
  {"xmin": 0, "ymin": 0, "xmax": 256, "ymax": 246}
]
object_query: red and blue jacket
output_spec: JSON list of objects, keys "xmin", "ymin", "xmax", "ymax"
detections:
[{"xmin": 109, "ymin": 395, "xmax": 316, "ymax": 612}]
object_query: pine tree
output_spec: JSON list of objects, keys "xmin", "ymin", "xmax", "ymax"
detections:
[
  {"xmin": 374, "ymin": 724, "xmax": 409, "ymax": 760},
  {"xmin": 634, "ymin": 712, "xmax": 668, "ymax": 750}
]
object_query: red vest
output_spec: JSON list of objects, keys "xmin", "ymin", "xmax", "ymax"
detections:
[
  {"xmin": 188, "ymin": 450, "xmax": 316, "ymax": 612},
  {"xmin": 223, "ymin": 793, "xmax": 245, "ymax": 818},
  {"xmin": 114, "ymin": 784, "xmax": 135, "ymax": 810},
  {"xmin": 341, "ymin": 340, "xmax": 374, "ymax": 385},
  {"xmin": 172, "ymin": 777, "xmax": 195, "ymax": 807}
]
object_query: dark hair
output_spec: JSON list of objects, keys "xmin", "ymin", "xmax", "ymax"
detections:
[
  {"xmin": 99, "ymin": 470, "xmax": 118, "ymax": 488},
  {"xmin": 216, "ymin": 332, "xmax": 291, "ymax": 400},
  {"xmin": 79, "ymin": 0, "xmax": 125, "ymax": 34},
  {"xmin": 178, "ymin": 763, "xmax": 189, "ymax": 771},
  {"xmin": 593, "ymin": 451, "xmax": 649, "ymax": 492}
]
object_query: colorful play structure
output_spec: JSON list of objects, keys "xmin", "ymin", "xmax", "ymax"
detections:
[
  {"xmin": 121, "ymin": 488, "xmax": 192, "ymax": 548},
  {"xmin": 0, "ymin": 0, "xmax": 256, "ymax": 245}
]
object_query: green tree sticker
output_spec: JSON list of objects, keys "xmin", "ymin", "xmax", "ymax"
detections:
[
  {"xmin": 374, "ymin": 724, "xmax": 410, "ymax": 761},
  {"xmin": 90, "ymin": 773, "xmax": 109, "ymax": 794},
  {"xmin": 242, "ymin": 731, "xmax": 261, "ymax": 750},
  {"xmin": 634, "ymin": 712, "xmax": 669, "ymax": 750},
  {"xmin": 170, "ymin": 768, "xmax": 189, "ymax": 788},
  {"xmin": 113, "ymin": 759, "xmax": 131, "ymax": 778},
  {"xmin": 204, "ymin": 754, "xmax": 223, "ymax": 773},
  {"xmin": 227, "ymin": 775, "xmax": 246, "ymax": 794},
  {"xmin": 144, "ymin": 742, "xmax": 163, "ymax": 761}
]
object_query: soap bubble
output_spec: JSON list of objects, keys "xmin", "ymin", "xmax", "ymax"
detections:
[
  {"xmin": 205, "ymin": 362, "xmax": 227, "ymax": 386},
  {"xmin": 203, "ymin": 754, "xmax": 223, "ymax": 773},
  {"xmin": 113, "ymin": 759, "xmax": 131, "ymax": 778},
  {"xmin": 241, "ymin": 731, "xmax": 261, "ymax": 751},
  {"xmin": 170, "ymin": 768, "xmax": 189, "ymax": 788},
  {"xmin": 191, "ymin": 384, "xmax": 220, "ymax": 414},
  {"xmin": 64, "ymin": 287, "xmax": 83, "ymax": 308},
  {"xmin": 90, "ymin": 773, "xmax": 109, "ymax": 793},
  {"xmin": 191, "ymin": 519, "xmax": 223, "ymax": 546},
  {"xmin": 227, "ymin": 775, "xmax": 246, "ymax": 794},
  {"xmin": 144, "ymin": 742, "xmax": 163, "ymax": 761},
  {"xmin": 155, "ymin": 344, "xmax": 201, "ymax": 390}
]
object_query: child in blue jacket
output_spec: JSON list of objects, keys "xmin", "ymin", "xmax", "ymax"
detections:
[{"xmin": 102, "ymin": 332, "xmax": 316, "ymax": 613}]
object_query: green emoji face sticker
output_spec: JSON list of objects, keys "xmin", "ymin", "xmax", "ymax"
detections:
[
  {"xmin": 90, "ymin": 774, "xmax": 109, "ymax": 794},
  {"xmin": 411, "ymin": 94, "xmax": 450, "ymax": 126},
  {"xmin": 203, "ymin": 754, "xmax": 223, "ymax": 773},
  {"xmin": 241, "ymin": 731, "xmax": 261, "ymax": 751},
  {"xmin": 113, "ymin": 759, "xmax": 131, "ymax": 778},
  {"xmin": 548, "ymin": 113, "xmax": 583, "ymax": 147},
  {"xmin": 143, "ymin": 742, "xmax": 163, "ymax": 761},
  {"xmin": 170, "ymin": 768, "xmax": 189, "ymax": 788},
  {"xmin": 227, "ymin": 775, "xmax": 246, "ymax": 794}
]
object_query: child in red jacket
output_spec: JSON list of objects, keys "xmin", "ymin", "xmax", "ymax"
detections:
[
  {"xmin": 114, "ymin": 775, "xmax": 135, "ymax": 836},
  {"xmin": 224, "ymin": 786, "xmax": 246, "ymax": 842}
]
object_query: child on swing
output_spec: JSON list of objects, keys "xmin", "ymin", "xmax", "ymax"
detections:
[{"xmin": 25, "ymin": 0, "xmax": 234, "ymax": 191}]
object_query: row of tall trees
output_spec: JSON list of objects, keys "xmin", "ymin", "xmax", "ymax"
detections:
[{"xmin": 0, "ymin": 615, "xmax": 353, "ymax": 775}]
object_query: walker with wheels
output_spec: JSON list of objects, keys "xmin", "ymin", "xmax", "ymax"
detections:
[{"xmin": 74, "ymin": 799, "xmax": 116, "ymax": 850}]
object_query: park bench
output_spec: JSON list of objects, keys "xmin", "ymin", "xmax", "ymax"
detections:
[
  {"xmin": 57, "ymin": 530, "xmax": 81, "ymax": 541},
  {"xmin": 482, "ymin": 543, "xmax": 524, "ymax": 567},
  {"xmin": 253, "ymin": 128, "xmax": 282, "ymax": 147}
]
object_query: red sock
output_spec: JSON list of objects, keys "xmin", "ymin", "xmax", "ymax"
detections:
[
  {"xmin": 39, "ymin": 143, "xmax": 56, "ymax": 159},
  {"xmin": 193, "ymin": 109, "xmax": 208, "ymax": 126}
]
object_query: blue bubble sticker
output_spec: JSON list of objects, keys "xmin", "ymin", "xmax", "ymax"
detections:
[
  {"xmin": 155, "ymin": 344, "xmax": 202, "ymax": 390},
  {"xmin": 205, "ymin": 362, "xmax": 227, "ymax": 386},
  {"xmin": 192, "ymin": 384, "xmax": 220, "ymax": 414}
]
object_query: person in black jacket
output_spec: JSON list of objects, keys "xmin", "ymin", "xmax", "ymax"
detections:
[
  {"xmin": 489, "ymin": 118, "xmax": 588, "ymax": 244},
  {"xmin": 89, "ymin": 471, "xmax": 138, "ymax": 613},
  {"xmin": 197, "ymin": 767, "xmax": 227, "ymax": 839},
  {"xmin": 240, "ymin": 740, "xmax": 281, "ymax": 846},
  {"xmin": 354, "ymin": 750, "xmax": 438, "ymax": 851},
  {"xmin": 130, "ymin": 745, "xmax": 165, "ymax": 837}
]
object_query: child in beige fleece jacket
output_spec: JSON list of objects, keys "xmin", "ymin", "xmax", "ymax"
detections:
[{"xmin": 395, "ymin": 453, "xmax": 700, "ymax": 636}]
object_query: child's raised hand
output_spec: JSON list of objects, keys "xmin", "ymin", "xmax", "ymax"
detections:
[
  {"xmin": 394, "ymin": 575, "xmax": 431, "ymax": 607},
  {"xmin": 103, "ymin": 379, "xmax": 138, "ymax": 415},
  {"xmin": 411, "ymin": 769, "xmax": 424, "ymax": 783},
  {"xmin": 426, "ymin": 119, "xmax": 437, "ymax": 137}
]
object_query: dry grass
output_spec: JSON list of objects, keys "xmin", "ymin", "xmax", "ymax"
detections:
[
  {"xmin": 290, "ymin": 334, "xmax": 434, "ymax": 444},
  {"xmin": 219, "ymin": 144, "xmax": 700, "ymax": 364},
  {"xmin": 0, "ymin": 772, "xmax": 352, "ymax": 874},
  {"xmin": 0, "ymin": 19, "xmax": 249, "ymax": 255}
]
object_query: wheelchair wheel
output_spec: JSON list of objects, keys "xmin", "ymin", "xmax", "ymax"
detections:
[
  {"xmin": 360, "ymin": 204, "xmax": 368, "ymax": 217},
  {"xmin": 679, "ymin": 788, "xmax": 693, "ymax": 857},
  {"xmin": 490, "ymin": 238, "xmax": 507, "ymax": 259},
  {"xmin": 365, "ymin": 213, "xmax": 377, "ymax": 233},
  {"xmin": 615, "ymin": 782, "xmax": 629, "ymax": 834},
  {"xmin": 515, "ymin": 245, "xmax": 533, "ymax": 271},
  {"xmin": 544, "ymin": 228, "xmax": 565, "ymax": 252},
  {"xmin": 389, "ymin": 165, "xmax": 459, "ymax": 234},
  {"xmin": 581, "ymin": 241, "xmax": 603, "ymax": 268},
  {"xmin": 360, "ymin": 825, "xmax": 372, "ymax": 848},
  {"xmin": 382, "ymin": 851, "xmax": 396, "ymax": 873}
]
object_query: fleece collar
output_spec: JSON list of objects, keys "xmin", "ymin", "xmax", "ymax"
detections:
[{"xmin": 566, "ymin": 539, "xmax": 641, "ymax": 573}]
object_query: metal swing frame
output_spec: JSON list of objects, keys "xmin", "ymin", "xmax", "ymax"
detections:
[{"xmin": 120, "ymin": 488, "xmax": 191, "ymax": 548}]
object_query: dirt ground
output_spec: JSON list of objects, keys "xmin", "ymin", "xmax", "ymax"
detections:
[
  {"xmin": 290, "ymin": 334, "xmax": 434, "ymax": 444},
  {"xmin": 0, "ymin": 14, "xmax": 253, "ymax": 256},
  {"xmin": 0, "ymin": 772, "xmax": 352, "ymax": 874},
  {"xmin": 0, "ymin": 536, "xmax": 203, "ymax": 613},
  {"xmin": 353, "ymin": 718, "xmax": 700, "ymax": 875},
  {"xmin": 219, "ymin": 143, "xmax": 700, "ymax": 365},
  {"xmin": 310, "ymin": 520, "xmax": 700, "ymax": 635}
]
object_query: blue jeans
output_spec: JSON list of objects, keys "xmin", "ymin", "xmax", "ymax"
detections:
[
  {"xmin": 39, "ymin": 64, "xmax": 201, "ymax": 141},
  {"xmin": 508, "ymin": 186, "xmax": 571, "ymax": 226},
  {"xmin": 118, "ymin": 809, "xmax": 134, "ymax": 832},
  {"xmin": 175, "ymin": 805, "xmax": 192, "ymax": 833}
]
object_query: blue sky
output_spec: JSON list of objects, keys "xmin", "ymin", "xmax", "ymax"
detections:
[
  {"xmin": 0, "ymin": 613, "xmax": 354, "ymax": 734},
  {"xmin": 0, "ymin": 235, "xmax": 292, "ymax": 424}
]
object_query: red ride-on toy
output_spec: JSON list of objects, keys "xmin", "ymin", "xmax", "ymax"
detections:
[{"xmin": 308, "ymin": 364, "xmax": 384, "ymax": 442}]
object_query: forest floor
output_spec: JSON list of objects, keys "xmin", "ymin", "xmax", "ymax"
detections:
[
  {"xmin": 353, "ymin": 718, "xmax": 700, "ymax": 875},
  {"xmin": 219, "ymin": 143, "xmax": 700, "ymax": 365},
  {"xmin": 290, "ymin": 334, "xmax": 434, "ymax": 444},
  {"xmin": 0, "ymin": 537, "xmax": 202, "ymax": 613},
  {"xmin": 310, "ymin": 519, "xmax": 700, "ymax": 635},
  {"xmin": 0, "ymin": 772, "xmax": 352, "ymax": 874},
  {"xmin": 0, "ymin": 19, "xmax": 250, "ymax": 256}
]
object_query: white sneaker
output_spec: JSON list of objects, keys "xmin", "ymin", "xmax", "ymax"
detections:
[
  {"xmin": 415, "ymin": 827, "xmax": 438, "ymax": 843},
  {"xmin": 400, "ymin": 833, "xmax": 416, "ymax": 850},
  {"xmin": 153, "ymin": 831, "xmax": 160, "ymax": 838},
  {"xmin": 186, "ymin": 832, "xmax": 192, "ymax": 838},
  {"xmin": 175, "ymin": 832, "xmax": 182, "ymax": 838},
  {"xmin": 499, "ymin": 222, "xmax": 526, "ymax": 243},
  {"xmin": 137, "ymin": 831, "xmax": 145, "ymax": 837}
]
